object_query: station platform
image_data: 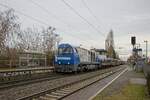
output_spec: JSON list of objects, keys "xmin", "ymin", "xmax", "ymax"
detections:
[
  {"xmin": 93, "ymin": 65, "xmax": 149, "ymax": 100},
  {"xmin": 62, "ymin": 65, "xmax": 149, "ymax": 100}
]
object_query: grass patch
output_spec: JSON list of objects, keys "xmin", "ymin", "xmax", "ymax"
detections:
[{"xmin": 93, "ymin": 84, "xmax": 149, "ymax": 100}]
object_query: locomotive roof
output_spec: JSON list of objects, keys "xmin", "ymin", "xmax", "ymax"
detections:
[
  {"xmin": 58, "ymin": 43, "xmax": 93, "ymax": 52},
  {"xmin": 58, "ymin": 43, "xmax": 73, "ymax": 48}
]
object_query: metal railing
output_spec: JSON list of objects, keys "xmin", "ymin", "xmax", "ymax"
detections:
[{"xmin": 0, "ymin": 60, "xmax": 19, "ymax": 68}]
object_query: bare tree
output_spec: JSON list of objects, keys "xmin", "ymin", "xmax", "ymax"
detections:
[
  {"xmin": 0, "ymin": 9, "xmax": 61, "ymax": 67},
  {"xmin": 17, "ymin": 27, "xmax": 42, "ymax": 51},
  {"xmin": 0, "ymin": 9, "xmax": 20, "ymax": 68},
  {"xmin": 42, "ymin": 27, "xmax": 60, "ymax": 52},
  {"xmin": 17, "ymin": 26, "xmax": 60, "ymax": 52},
  {"xmin": 42, "ymin": 27, "xmax": 61, "ymax": 65},
  {"xmin": 0, "ymin": 9, "xmax": 20, "ymax": 54}
]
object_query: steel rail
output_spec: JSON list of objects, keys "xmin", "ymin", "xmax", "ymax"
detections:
[{"xmin": 18, "ymin": 66, "xmax": 125, "ymax": 100}]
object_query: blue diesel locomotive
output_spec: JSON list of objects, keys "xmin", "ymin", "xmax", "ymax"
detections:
[
  {"xmin": 54, "ymin": 43, "xmax": 101, "ymax": 72},
  {"xmin": 54, "ymin": 43, "xmax": 122, "ymax": 72}
]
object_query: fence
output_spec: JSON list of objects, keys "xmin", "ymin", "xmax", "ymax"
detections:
[
  {"xmin": 0, "ymin": 60, "xmax": 19, "ymax": 68},
  {"xmin": 0, "ymin": 67, "xmax": 53, "ymax": 84},
  {"xmin": 143, "ymin": 63, "xmax": 150, "ymax": 95}
]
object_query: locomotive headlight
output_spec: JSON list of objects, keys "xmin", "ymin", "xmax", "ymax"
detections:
[{"xmin": 59, "ymin": 62, "xmax": 61, "ymax": 64}]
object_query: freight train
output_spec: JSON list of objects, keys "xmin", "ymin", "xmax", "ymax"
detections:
[{"xmin": 54, "ymin": 43, "xmax": 123, "ymax": 72}]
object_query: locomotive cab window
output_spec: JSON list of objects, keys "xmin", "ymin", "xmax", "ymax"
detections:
[
  {"xmin": 58, "ymin": 47, "xmax": 73, "ymax": 54},
  {"xmin": 74, "ymin": 48, "xmax": 78, "ymax": 53}
]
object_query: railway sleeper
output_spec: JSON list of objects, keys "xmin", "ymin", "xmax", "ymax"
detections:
[
  {"xmin": 54, "ymin": 90, "xmax": 70, "ymax": 94},
  {"xmin": 52, "ymin": 91, "xmax": 68, "ymax": 95},
  {"xmin": 39, "ymin": 96, "xmax": 57, "ymax": 100},
  {"xmin": 60, "ymin": 88, "xmax": 73, "ymax": 92},
  {"xmin": 51, "ymin": 92, "xmax": 66, "ymax": 96},
  {"xmin": 45, "ymin": 94, "xmax": 62, "ymax": 99}
]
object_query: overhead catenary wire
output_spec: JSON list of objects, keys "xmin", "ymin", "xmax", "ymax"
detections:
[
  {"xmin": 25, "ymin": 0, "xmax": 103, "ymax": 45},
  {"xmin": 0, "ymin": 3, "xmax": 50, "ymax": 26},
  {"xmin": 0, "ymin": 3, "xmax": 77, "ymax": 35},
  {"xmin": 28, "ymin": 0, "xmax": 104, "ymax": 42},
  {"xmin": 29, "ymin": 0, "xmax": 75, "ymax": 30},
  {"xmin": 60, "ymin": 0, "xmax": 105, "ymax": 36},
  {"xmin": 81, "ymin": 0, "xmax": 103, "ymax": 31},
  {"xmin": 0, "ymin": 3, "xmax": 103, "ymax": 47},
  {"xmin": 27, "ymin": 0, "xmax": 92, "ymax": 42}
]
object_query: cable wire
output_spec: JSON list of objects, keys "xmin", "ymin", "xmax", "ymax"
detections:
[
  {"xmin": 0, "ymin": 3, "xmax": 102, "ymax": 47},
  {"xmin": 26, "ymin": 0, "xmax": 100, "ymax": 43},
  {"xmin": 81, "ymin": 0, "xmax": 103, "ymax": 31},
  {"xmin": 61, "ymin": 0, "xmax": 105, "ymax": 36},
  {"xmin": 29, "ymin": 0, "xmax": 74, "ymax": 29},
  {"xmin": 0, "ymin": 3, "xmax": 50, "ymax": 26}
]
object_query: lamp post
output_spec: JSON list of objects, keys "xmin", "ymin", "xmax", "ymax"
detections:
[{"xmin": 144, "ymin": 40, "xmax": 148, "ymax": 62}]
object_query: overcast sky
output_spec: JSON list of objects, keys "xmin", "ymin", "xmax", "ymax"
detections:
[{"xmin": 1, "ymin": 0, "xmax": 150, "ymax": 58}]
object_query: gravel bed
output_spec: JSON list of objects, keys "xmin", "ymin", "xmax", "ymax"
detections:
[{"xmin": 0, "ymin": 66, "xmax": 122, "ymax": 100}]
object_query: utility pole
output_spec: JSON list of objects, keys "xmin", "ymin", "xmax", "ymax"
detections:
[{"xmin": 144, "ymin": 40, "xmax": 148, "ymax": 62}]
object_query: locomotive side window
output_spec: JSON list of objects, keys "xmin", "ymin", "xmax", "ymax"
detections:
[{"xmin": 58, "ymin": 47, "xmax": 73, "ymax": 54}]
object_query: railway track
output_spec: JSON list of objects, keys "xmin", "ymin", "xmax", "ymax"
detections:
[
  {"xmin": 0, "ymin": 73, "xmax": 65, "ymax": 90},
  {"xmin": 0, "ymin": 68, "xmax": 110, "ymax": 90},
  {"xmin": 19, "ymin": 66, "xmax": 126, "ymax": 100},
  {"xmin": 0, "ymin": 67, "xmax": 54, "ymax": 89},
  {"xmin": 0, "ymin": 68, "xmax": 109, "ymax": 90},
  {"xmin": 0, "ymin": 66, "xmax": 120, "ymax": 90}
]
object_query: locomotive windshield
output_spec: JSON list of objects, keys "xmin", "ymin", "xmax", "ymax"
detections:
[{"xmin": 58, "ymin": 47, "xmax": 73, "ymax": 54}]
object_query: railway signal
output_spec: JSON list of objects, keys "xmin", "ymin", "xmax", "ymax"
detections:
[{"xmin": 131, "ymin": 36, "xmax": 136, "ymax": 48}]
